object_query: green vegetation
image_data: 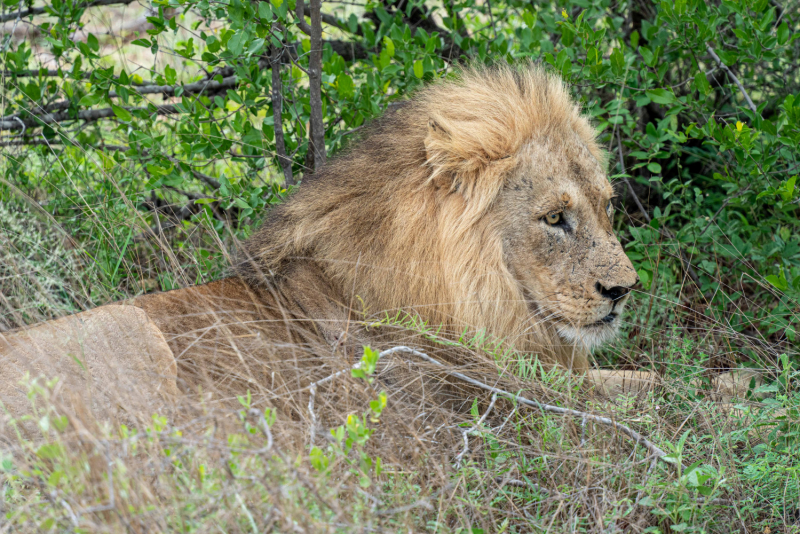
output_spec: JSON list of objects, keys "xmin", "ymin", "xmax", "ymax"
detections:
[{"xmin": 1, "ymin": 0, "xmax": 799, "ymax": 531}]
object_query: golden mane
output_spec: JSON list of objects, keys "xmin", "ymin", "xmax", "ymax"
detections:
[{"xmin": 238, "ymin": 63, "xmax": 602, "ymax": 371}]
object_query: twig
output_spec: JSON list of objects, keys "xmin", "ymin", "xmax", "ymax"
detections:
[
  {"xmin": 697, "ymin": 186, "xmax": 752, "ymax": 237},
  {"xmin": 455, "ymin": 393, "xmax": 497, "ymax": 465},
  {"xmin": 494, "ymin": 477, "xmax": 564, "ymax": 498},
  {"xmin": 307, "ymin": 346, "xmax": 417, "ymax": 445},
  {"xmin": 616, "ymin": 129, "xmax": 651, "ymax": 223},
  {"xmin": 706, "ymin": 46, "xmax": 760, "ymax": 117}
]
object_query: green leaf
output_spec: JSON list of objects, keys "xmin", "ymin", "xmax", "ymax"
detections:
[
  {"xmin": 258, "ymin": 2, "xmax": 272, "ymax": 21},
  {"xmin": 111, "ymin": 104, "xmax": 132, "ymax": 122},
  {"xmin": 647, "ymin": 162, "xmax": 662, "ymax": 174},
  {"xmin": 694, "ymin": 71, "xmax": 712, "ymax": 95},
  {"xmin": 766, "ymin": 268, "xmax": 789, "ymax": 291},
  {"xmin": 131, "ymin": 38, "xmax": 151, "ymax": 47},
  {"xmin": 561, "ymin": 24, "xmax": 575, "ymax": 46},
  {"xmin": 164, "ymin": 64, "xmax": 177, "ymax": 86},
  {"xmin": 382, "ymin": 36, "xmax": 395, "ymax": 58},
  {"xmin": 79, "ymin": 93, "xmax": 103, "ymax": 107},
  {"xmin": 645, "ymin": 88, "xmax": 675, "ymax": 105},
  {"xmin": 337, "ymin": 73, "xmax": 354, "ymax": 98},
  {"xmin": 610, "ymin": 47, "xmax": 624, "ymax": 75},
  {"xmin": 87, "ymin": 33, "xmax": 99, "ymax": 52},
  {"xmin": 777, "ymin": 22, "xmax": 790, "ymax": 45},
  {"xmin": 413, "ymin": 59, "xmax": 424, "ymax": 79}
]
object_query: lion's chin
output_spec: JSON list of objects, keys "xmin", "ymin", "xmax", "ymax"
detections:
[{"xmin": 557, "ymin": 320, "xmax": 620, "ymax": 351}]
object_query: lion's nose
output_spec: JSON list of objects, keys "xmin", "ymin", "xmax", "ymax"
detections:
[{"xmin": 595, "ymin": 282, "xmax": 631, "ymax": 302}]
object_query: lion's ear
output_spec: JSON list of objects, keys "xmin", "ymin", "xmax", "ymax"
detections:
[
  {"xmin": 424, "ymin": 118, "xmax": 459, "ymax": 190},
  {"xmin": 424, "ymin": 119, "xmax": 451, "ymax": 161},
  {"xmin": 424, "ymin": 115, "xmax": 517, "ymax": 199}
]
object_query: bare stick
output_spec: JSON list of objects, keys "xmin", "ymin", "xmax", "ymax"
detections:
[
  {"xmin": 455, "ymin": 393, "xmax": 497, "ymax": 465},
  {"xmin": 616, "ymin": 129, "xmax": 651, "ymax": 223},
  {"xmin": 706, "ymin": 46, "xmax": 760, "ymax": 117}
]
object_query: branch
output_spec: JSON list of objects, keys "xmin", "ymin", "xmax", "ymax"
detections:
[
  {"xmin": 306, "ymin": 346, "xmax": 675, "ymax": 468},
  {"xmin": 0, "ymin": 104, "xmax": 179, "ymax": 131},
  {"xmin": 302, "ymin": 4, "xmax": 361, "ymax": 35},
  {"xmin": 706, "ymin": 46, "xmax": 760, "ymax": 117},
  {"xmin": 295, "ymin": 0, "xmax": 313, "ymax": 35},
  {"xmin": 0, "ymin": 139, "xmax": 127, "ymax": 150},
  {"xmin": 3, "ymin": 75, "xmax": 238, "ymax": 123},
  {"xmin": 1, "ymin": 69, "xmax": 152, "ymax": 84},
  {"xmin": 304, "ymin": 0, "xmax": 327, "ymax": 172},
  {"xmin": 0, "ymin": 0, "xmax": 137, "ymax": 23},
  {"xmin": 271, "ymin": 45, "xmax": 294, "ymax": 186}
]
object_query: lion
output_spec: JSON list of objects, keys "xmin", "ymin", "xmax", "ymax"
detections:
[{"xmin": 0, "ymin": 64, "xmax": 750, "ymax": 433}]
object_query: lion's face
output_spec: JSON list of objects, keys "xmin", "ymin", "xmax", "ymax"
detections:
[{"xmin": 496, "ymin": 136, "xmax": 638, "ymax": 350}]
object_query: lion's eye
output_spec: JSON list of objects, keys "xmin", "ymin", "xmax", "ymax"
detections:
[
  {"xmin": 606, "ymin": 201, "xmax": 613, "ymax": 219},
  {"xmin": 545, "ymin": 212, "xmax": 562, "ymax": 225}
]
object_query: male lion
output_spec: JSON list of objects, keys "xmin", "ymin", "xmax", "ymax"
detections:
[{"xmin": 1, "ymin": 64, "xmax": 658, "ymax": 429}]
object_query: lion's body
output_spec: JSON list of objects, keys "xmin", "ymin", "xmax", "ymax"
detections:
[{"xmin": 0, "ymin": 64, "xmax": 645, "ymax": 425}]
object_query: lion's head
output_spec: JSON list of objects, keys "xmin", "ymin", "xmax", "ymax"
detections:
[{"xmin": 239, "ymin": 63, "xmax": 637, "ymax": 372}]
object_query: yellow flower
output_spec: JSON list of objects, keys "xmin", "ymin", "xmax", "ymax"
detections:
[
  {"xmin": 562, "ymin": 9, "xmax": 568, "ymax": 18},
  {"xmin": 736, "ymin": 121, "xmax": 743, "ymax": 132}
]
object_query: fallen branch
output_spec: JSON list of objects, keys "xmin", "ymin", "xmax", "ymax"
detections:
[
  {"xmin": 306, "ymin": 346, "xmax": 675, "ymax": 469},
  {"xmin": 2, "ymin": 76, "xmax": 237, "ymax": 123}
]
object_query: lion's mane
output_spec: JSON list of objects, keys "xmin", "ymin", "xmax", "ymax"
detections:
[{"xmin": 237, "ymin": 64, "xmax": 602, "ymax": 372}]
